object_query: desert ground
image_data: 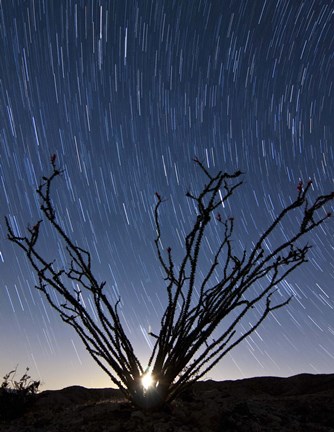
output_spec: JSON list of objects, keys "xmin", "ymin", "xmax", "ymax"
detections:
[{"xmin": 1, "ymin": 373, "xmax": 334, "ymax": 431}]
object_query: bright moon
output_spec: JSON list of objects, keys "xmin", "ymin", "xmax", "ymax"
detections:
[{"xmin": 141, "ymin": 372, "xmax": 154, "ymax": 391}]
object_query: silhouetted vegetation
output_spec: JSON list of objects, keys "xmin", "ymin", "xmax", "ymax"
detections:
[
  {"xmin": 0, "ymin": 366, "xmax": 40, "ymax": 420},
  {"xmin": 6, "ymin": 156, "xmax": 333, "ymax": 410}
]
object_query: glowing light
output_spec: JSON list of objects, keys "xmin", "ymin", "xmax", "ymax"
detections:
[{"xmin": 141, "ymin": 372, "xmax": 154, "ymax": 391}]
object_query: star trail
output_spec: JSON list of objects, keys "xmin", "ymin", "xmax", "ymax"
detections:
[{"xmin": 0, "ymin": 0, "xmax": 333, "ymax": 391}]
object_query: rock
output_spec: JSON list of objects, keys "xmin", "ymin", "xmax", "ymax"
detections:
[{"xmin": 131, "ymin": 410, "xmax": 146, "ymax": 420}]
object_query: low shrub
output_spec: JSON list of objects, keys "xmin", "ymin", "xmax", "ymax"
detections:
[{"xmin": 0, "ymin": 366, "xmax": 40, "ymax": 420}]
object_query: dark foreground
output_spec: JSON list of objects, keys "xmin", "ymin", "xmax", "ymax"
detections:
[{"xmin": 1, "ymin": 373, "xmax": 334, "ymax": 431}]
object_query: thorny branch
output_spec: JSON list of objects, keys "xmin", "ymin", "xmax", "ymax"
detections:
[
  {"xmin": 148, "ymin": 158, "xmax": 333, "ymax": 403},
  {"xmin": 6, "ymin": 156, "xmax": 143, "ymax": 400},
  {"xmin": 6, "ymin": 155, "xmax": 333, "ymax": 410}
]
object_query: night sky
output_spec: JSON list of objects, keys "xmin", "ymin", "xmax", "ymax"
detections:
[{"xmin": 0, "ymin": 0, "xmax": 333, "ymax": 391}]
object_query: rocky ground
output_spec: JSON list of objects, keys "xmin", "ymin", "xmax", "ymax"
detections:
[{"xmin": 1, "ymin": 373, "xmax": 334, "ymax": 431}]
